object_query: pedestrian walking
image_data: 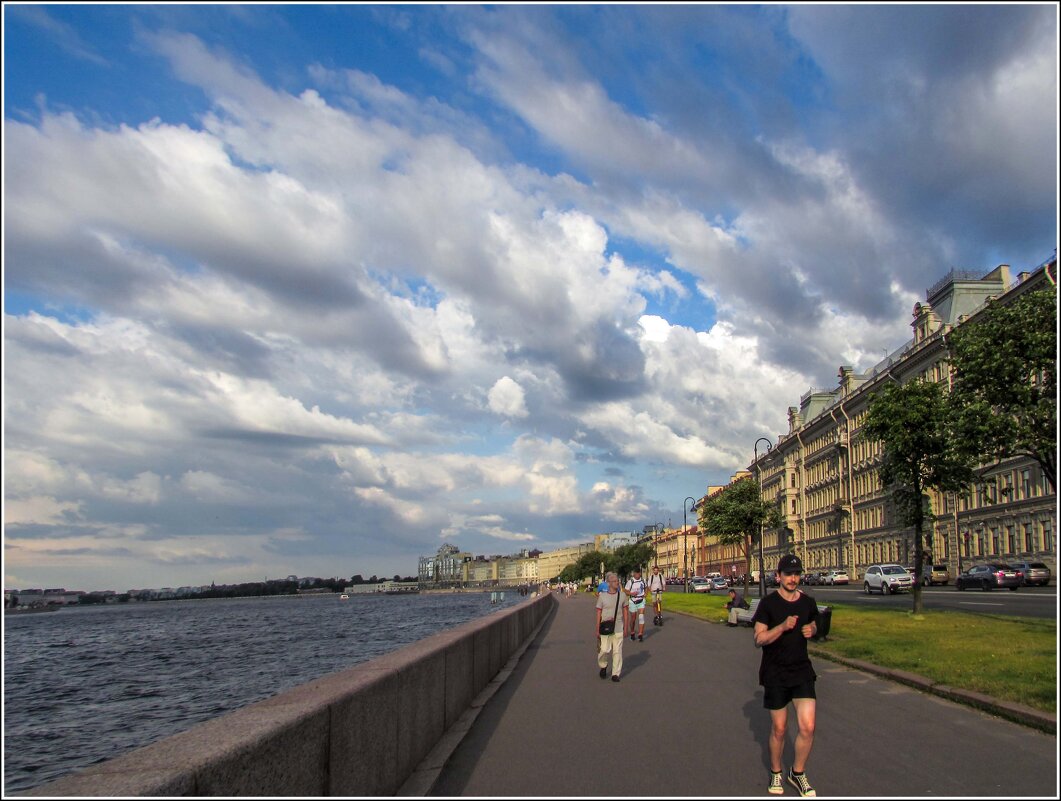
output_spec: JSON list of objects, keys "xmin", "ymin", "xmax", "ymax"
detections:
[
  {"xmin": 595, "ymin": 572, "xmax": 626, "ymax": 682},
  {"xmin": 751, "ymin": 554, "xmax": 819, "ymax": 797},
  {"xmin": 624, "ymin": 567, "xmax": 648, "ymax": 641}
]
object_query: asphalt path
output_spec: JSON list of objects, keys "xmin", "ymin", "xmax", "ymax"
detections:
[{"xmin": 432, "ymin": 592, "xmax": 1057, "ymax": 797}]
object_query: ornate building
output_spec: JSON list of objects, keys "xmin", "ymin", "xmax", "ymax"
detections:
[{"xmin": 699, "ymin": 259, "xmax": 1056, "ymax": 582}]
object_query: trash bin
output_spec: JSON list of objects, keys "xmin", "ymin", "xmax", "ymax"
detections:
[{"xmin": 812, "ymin": 606, "xmax": 832, "ymax": 641}]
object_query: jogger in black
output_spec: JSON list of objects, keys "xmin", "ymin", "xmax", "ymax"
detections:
[{"xmin": 752, "ymin": 554, "xmax": 819, "ymax": 797}]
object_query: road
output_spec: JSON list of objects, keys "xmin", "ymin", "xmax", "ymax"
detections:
[
  {"xmin": 432, "ymin": 593, "xmax": 1057, "ymax": 797},
  {"xmin": 682, "ymin": 582, "xmax": 1057, "ymax": 619},
  {"xmin": 776, "ymin": 583, "xmax": 1057, "ymax": 619}
]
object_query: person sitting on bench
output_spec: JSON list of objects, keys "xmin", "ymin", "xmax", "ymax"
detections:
[{"xmin": 726, "ymin": 588, "xmax": 750, "ymax": 626}]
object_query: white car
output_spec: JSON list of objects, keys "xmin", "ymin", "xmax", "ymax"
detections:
[
  {"xmin": 863, "ymin": 564, "xmax": 914, "ymax": 595},
  {"xmin": 823, "ymin": 570, "xmax": 849, "ymax": 585}
]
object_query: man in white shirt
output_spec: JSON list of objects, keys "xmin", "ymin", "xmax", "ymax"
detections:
[{"xmin": 624, "ymin": 567, "xmax": 648, "ymax": 641}]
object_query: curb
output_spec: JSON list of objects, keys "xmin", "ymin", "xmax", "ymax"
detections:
[
  {"xmin": 396, "ymin": 598, "xmax": 557, "ymax": 796},
  {"xmin": 667, "ymin": 605, "xmax": 1056, "ymax": 735},
  {"xmin": 807, "ymin": 647, "xmax": 1057, "ymax": 735}
]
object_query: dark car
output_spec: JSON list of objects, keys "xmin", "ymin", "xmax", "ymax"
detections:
[
  {"xmin": 1009, "ymin": 561, "xmax": 1051, "ymax": 587},
  {"xmin": 956, "ymin": 563, "xmax": 1021, "ymax": 591}
]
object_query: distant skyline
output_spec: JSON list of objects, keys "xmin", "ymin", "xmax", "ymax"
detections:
[{"xmin": 3, "ymin": 4, "xmax": 1057, "ymax": 590}]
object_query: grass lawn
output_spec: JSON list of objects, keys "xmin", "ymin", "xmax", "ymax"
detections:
[{"xmin": 659, "ymin": 591, "xmax": 1057, "ymax": 712}]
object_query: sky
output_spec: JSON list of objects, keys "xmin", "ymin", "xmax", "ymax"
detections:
[{"xmin": 3, "ymin": 3, "xmax": 1057, "ymax": 592}]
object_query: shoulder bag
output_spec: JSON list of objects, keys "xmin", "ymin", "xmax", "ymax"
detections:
[{"xmin": 598, "ymin": 591, "xmax": 621, "ymax": 635}]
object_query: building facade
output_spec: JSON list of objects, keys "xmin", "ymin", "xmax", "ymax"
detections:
[
  {"xmin": 418, "ymin": 543, "xmax": 472, "ymax": 586},
  {"xmin": 703, "ymin": 261, "xmax": 1056, "ymax": 582},
  {"xmin": 652, "ymin": 526, "xmax": 699, "ymax": 579},
  {"xmin": 536, "ymin": 543, "xmax": 597, "ymax": 581}
]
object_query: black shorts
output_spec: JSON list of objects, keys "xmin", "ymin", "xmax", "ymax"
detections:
[{"xmin": 763, "ymin": 680, "xmax": 816, "ymax": 710}]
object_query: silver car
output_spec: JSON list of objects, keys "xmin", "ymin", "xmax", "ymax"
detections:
[
  {"xmin": 863, "ymin": 564, "xmax": 914, "ymax": 595},
  {"xmin": 1009, "ymin": 561, "xmax": 1051, "ymax": 587}
]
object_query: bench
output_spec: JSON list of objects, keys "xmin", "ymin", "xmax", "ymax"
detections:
[{"xmin": 733, "ymin": 598, "xmax": 833, "ymax": 640}]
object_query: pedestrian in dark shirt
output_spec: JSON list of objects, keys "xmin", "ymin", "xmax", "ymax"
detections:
[
  {"xmin": 752, "ymin": 554, "xmax": 819, "ymax": 797},
  {"xmin": 725, "ymin": 588, "xmax": 749, "ymax": 626}
]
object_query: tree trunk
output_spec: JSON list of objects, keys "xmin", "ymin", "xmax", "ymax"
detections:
[{"xmin": 912, "ymin": 518, "xmax": 924, "ymax": 615}]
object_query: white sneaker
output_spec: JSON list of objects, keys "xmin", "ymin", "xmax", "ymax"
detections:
[
  {"xmin": 787, "ymin": 770, "xmax": 816, "ymax": 797},
  {"xmin": 768, "ymin": 771, "xmax": 784, "ymax": 795}
]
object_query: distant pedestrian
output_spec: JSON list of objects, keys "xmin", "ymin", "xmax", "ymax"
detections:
[
  {"xmin": 597, "ymin": 577, "xmax": 608, "ymax": 595},
  {"xmin": 624, "ymin": 567, "xmax": 648, "ymax": 641},
  {"xmin": 725, "ymin": 588, "xmax": 750, "ymax": 626},
  {"xmin": 752, "ymin": 554, "xmax": 819, "ymax": 797},
  {"xmin": 595, "ymin": 572, "xmax": 626, "ymax": 682}
]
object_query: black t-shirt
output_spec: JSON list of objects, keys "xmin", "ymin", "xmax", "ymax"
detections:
[{"xmin": 751, "ymin": 590, "xmax": 819, "ymax": 687}]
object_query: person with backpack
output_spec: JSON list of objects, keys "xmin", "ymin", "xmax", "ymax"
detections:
[
  {"xmin": 647, "ymin": 565, "xmax": 666, "ymax": 625},
  {"xmin": 624, "ymin": 567, "xmax": 648, "ymax": 641}
]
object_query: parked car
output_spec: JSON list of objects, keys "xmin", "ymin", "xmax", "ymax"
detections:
[
  {"xmin": 863, "ymin": 564, "xmax": 914, "ymax": 594},
  {"xmin": 1009, "ymin": 560, "xmax": 1051, "ymax": 587},
  {"xmin": 803, "ymin": 571, "xmax": 822, "ymax": 586},
  {"xmin": 710, "ymin": 576, "xmax": 729, "ymax": 591},
  {"xmin": 823, "ymin": 570, "xmax": 850, "ymax": 586},
  {"xmin": 956, "ymin": 563, "xmax": 1021, "ymax": 591},
  {"xmin": 921, "ymin": 563, "xmax": 950, "ymax": 586},
  {"xmin": 688, "ymin": 577, "xmax": 711, "ymax": 593}
]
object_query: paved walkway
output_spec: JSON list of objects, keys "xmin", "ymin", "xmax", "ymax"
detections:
[{"xmin": 433, "ymin": 593, "xmax": 1057, "ymax": 797}]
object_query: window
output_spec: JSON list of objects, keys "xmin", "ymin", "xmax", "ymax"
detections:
[
  {"xmin": 1024, "ymin": 524, "xmax": 1034, "ymax": 554},
  {"xmin": 1006, "ymin": 526, "xmax": 1015, "ymax": 554},
  {"xmin": 991, "ymin": 529, "xmax": 999, "ymax": 555},
  {"xmin": 1022, "ymin": 470, "xmax": 1031, "ymax": 499},
  {"xmin": 1043, "ymin": 522, "xmax": 1052, "ymax": 553}
]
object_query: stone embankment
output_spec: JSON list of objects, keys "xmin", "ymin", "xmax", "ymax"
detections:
[{"xmin": 22, "ymin": 592, "xmax": 556, "ymax": 797}]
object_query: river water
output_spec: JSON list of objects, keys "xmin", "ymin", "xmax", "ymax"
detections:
[{"xmin": 3, "ymin": 591, "xmax": 526, "ymax": 793}]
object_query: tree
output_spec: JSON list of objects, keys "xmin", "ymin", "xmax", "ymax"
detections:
[
  {"xmin": 861, "ymin": 380, "xmax": 975, "ymax": 613},
  {"xmin": 611, "ymin": 541, "xmax": 656, "ymax": 579},
  {"xmin": 946, "ymin": 286, "xmax": 1057, "ymax": 491},
  {"xmin": 699, "ymin": 477, "xmax": 782, "ymax": 597}
]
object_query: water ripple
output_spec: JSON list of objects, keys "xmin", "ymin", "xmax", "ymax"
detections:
[{"xmin": 4, "ymin": 592, "xmax": 523, "ymax": 793}]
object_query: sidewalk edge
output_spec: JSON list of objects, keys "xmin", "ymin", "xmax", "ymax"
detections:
[
  {"xmin": 396, "ymin": 597, "xmax": 558, "ymax": 796},
  {"xmin": 667, "ymin": 606, "xmax": 1056, "ymax": 735}
]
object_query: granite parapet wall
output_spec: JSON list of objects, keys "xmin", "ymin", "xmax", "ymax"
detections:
[{"xmin": 22, "ymin": 592, "xmax": 557, "ymax": 797}]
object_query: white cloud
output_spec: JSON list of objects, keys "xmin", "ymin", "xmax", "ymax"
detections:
[{"xmin": 488, "ymin": 376, "xmax": 529, "ymax": 418}]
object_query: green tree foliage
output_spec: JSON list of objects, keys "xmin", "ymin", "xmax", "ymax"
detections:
[
  {"xmin": 611, "ymin": 541, "xmax": 656, "ymax": 579},
  {"xmin": 699, "ymin": 477, "xmax": 782, "ymax": 596},
  {"xmin": 861, "ymin": 380, "xmax": 975, "ymax": 613},
  {"xmin": 945, "ymin": 287, "xmax": 1057, "ymax": 491},
  {"xmin": 556, "ymin": 542, "xmax": 656, "ymax": 585},
  {"xmin": 558, "ymin": 550, "xmax": 610, "ymax": 584}
]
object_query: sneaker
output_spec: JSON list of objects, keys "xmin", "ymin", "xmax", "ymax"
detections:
[
  {"xmin": 599, "ymin": 667, "xmax": 607, "ymax": 679},
  {"xmin": 787, "ymin": 770, "xmax": 815, "ymax": 797},
  {"xmin": 768, "ymin": 771, "xmax": 784, "ymax": 795},
  {"xmin": 630, "ymin": 633, "xmax": 636, "ymax": 641},
  {"xmin": 638, "ymin": 634, "xmax": 643, "ymax": 641},
  {"xmin": 611, "ymin": 674, "xmax": 621, "ymax": 682}
]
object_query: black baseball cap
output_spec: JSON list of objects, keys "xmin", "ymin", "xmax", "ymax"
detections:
[{"xmin": 777, "ymin": 554, "xmax": 803, "ymax": 574}]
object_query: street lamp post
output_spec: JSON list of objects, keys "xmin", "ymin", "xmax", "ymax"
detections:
[
  {"xmin": 754, "ymin": 437, "xmax": 773, "ymax": 598},
  {"xmin": 684, "ymin": 496, "xmax": 696, "ymax": 593}
]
